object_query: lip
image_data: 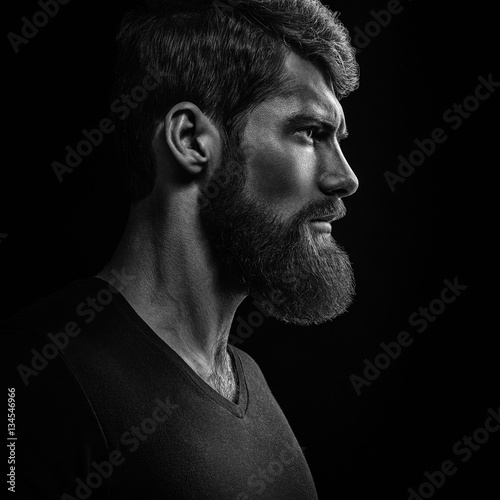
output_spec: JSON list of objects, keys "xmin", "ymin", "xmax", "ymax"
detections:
[
  {"xmin": 310, "ymin": 221, "xmax": 332, "ymax": 233},
  {"xmin": 311, "ymin": 213, "xmax": 343, "ymax": 224}
]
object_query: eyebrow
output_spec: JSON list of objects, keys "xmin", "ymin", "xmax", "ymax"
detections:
[{"xmin": 283, "ymin": 112, "xmax": 349, "ymax": 140}]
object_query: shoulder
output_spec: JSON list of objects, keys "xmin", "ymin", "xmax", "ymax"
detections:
[
  {"xmin": 1, "ymin": 276, "xmax": 124, "ymax": 388},
  {"xmin": 1, "ymin": 277, "xmax": 107, "ymax": 336},
  {"xmin": 3, "ymin": 278, "xmax": 110, "ymax": 444},
  {"xmin": 1, "ymin": 275, "xmax": 134, "ymax": 353}
]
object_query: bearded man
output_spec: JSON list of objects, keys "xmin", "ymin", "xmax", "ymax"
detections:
[{"xmin": 4, "ymin": 0, "xmax": 359, "ymax": 498}]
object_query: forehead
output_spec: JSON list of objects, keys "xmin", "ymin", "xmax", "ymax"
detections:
[
  {"xmin": 247, "ymin": 52, "xmax": 345, "ymax": 126},
  {"xmin": 281, "ymin": 52, "xmax": 342, "ymax": 118}
]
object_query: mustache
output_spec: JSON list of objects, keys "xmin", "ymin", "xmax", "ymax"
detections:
[{"xmin": 296, "ymin": 197, "xmax": 347, "ymax": 224}]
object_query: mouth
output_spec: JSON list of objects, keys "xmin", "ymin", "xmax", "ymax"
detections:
[
  {"xmin": 310, "ymin": 220, "xmax": 332, "ymax": 233},
  {"xmin": 310, "ymin": 211, "xmax": 345, "ymax": 234},
  {"xmin": 311, "ymin": 213, "xmax": 343, "ymax": 224}
]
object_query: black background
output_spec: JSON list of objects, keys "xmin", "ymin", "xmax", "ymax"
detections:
[{"xmin": 2, "ymin": 1, "xmax": 498, "ymax": 498}]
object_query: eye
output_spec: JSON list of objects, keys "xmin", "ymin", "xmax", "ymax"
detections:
[{"xmin": 297, "ymin": 127, "xmax": 329, "ymax": 142}]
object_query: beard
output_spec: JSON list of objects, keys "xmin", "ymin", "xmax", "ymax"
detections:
[{"xmin": 199, "ymin": 137, "xmax": 355, "ymax": 326}]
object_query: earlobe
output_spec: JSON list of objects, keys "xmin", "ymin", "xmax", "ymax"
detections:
[{"xmin": 164, "ymin": 102, "xmax": 216, "ymax": 176}]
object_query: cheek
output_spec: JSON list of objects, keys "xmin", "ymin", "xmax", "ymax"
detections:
[{"xmin": 246, "ymin": 143, "xmax": 316, "ymax": 212}]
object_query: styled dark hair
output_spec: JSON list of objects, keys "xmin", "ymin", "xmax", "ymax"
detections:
[{"xmin": 112, "ymin": 0, "xmax": 359, "ymax": 202}]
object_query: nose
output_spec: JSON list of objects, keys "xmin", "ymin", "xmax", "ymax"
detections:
[{"xmin": 318, "ymin": 147, "xmax": 359, "ymax": 198}]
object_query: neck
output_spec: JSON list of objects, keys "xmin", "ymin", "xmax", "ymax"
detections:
[{"xmin": 97, "ymin": 197, "xmax": 246, "ymax": 401}]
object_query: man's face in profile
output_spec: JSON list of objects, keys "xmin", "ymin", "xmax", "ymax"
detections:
[{"xmin": 200, "ymin": 53, "xmax": 359, "ymax": 325}]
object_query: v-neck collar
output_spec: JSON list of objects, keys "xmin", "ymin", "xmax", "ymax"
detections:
[{"xmin": 92, "ymin": 277, "xmax": 249, "ymax": 419}]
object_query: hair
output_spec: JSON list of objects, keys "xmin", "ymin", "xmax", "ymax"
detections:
[{"xmin": 112, "ymin": 0, "xmax": 359, "ymax": 203}]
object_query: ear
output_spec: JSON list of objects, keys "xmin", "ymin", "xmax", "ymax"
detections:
[{"xmin": 164, "ymin": 102, "xmax": 221, "ymax": 176}]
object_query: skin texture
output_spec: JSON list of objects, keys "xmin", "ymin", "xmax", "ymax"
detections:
[
  {"xmin": 242, "ymin": 58, "xmax": 357, "ymax": 219},
  {"xmin": 97, "ymin": 52, "xmax": 359, "ymax": 401}
]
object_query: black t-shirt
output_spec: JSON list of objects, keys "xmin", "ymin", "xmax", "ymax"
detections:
[{"xmin": 4, "ymin": 277, "xmax": 318, "ymax": 499}]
